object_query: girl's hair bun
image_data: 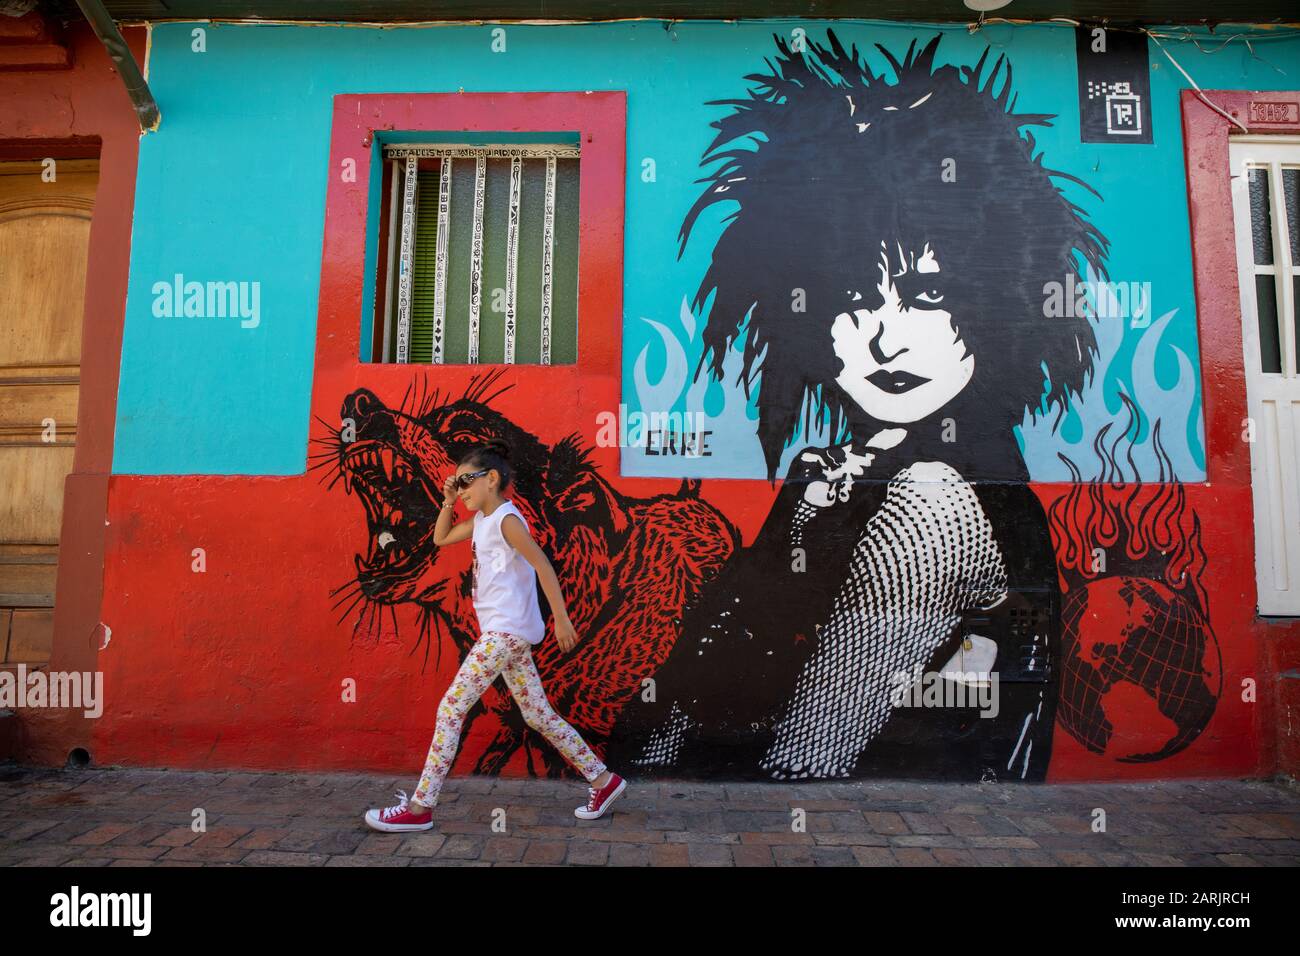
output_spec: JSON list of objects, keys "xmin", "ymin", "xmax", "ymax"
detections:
[
  {"xmin": 481, "ymin": 438, "xmax": 511, "ymax": 460},
  {"xmin": 458, "ymin": 437, "xmax": 514, "ymax": 490}
]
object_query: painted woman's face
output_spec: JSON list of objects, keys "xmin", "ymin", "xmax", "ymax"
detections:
[{"xmin": 830, "ymin": 242, "xmax": 974, "ymax": 425}]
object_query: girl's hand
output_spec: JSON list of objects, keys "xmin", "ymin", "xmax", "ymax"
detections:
[
  {"xmin": 555, "ymin": 616, "xmax": 579, "ymax": 653},
  {"xmin": 441, "ymin": 475, "xmax": 458, "ymax": 506}
]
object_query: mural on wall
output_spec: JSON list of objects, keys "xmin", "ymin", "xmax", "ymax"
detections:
[
  {"xmin": 312, "ymin": 370, "xmax": 738, "ymax": 775},
  {"xmin": 1049, "ymin": 399, "xmax": 1222, "ymax": 763},
  {"xmin": 316, "ymin": 29, "xmax": 1222, "ymax": 783},
  {"xmin": 605, "ymin": 30, "xmax": 1219, "ymax": 781}
]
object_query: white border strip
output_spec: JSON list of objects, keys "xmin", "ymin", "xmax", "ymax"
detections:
[
  {"xmin": 385, "ymin": 144, "xmax": 579, "ymax": 159},
  {"xmin": 432, "ymin": 157, "xmax": 452, "ymax": 363},
  {"xmin": 467, "ymin": 155, "xmax": 486, "ymax": 364},
  {"xmin": 541, "ymin": 155, "xmax": 557, "ymax": 365},
  {"xmin": 504, "ymin": 155, "xmax": 521, "ymax": 363},
  {"xmin": 395, "ymin": 155, "xmax": 418, "ymax": 364}
]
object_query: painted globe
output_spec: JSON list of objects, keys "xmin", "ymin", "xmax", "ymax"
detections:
[{"xmin": 1059, "ymin": 576, "xmax": 1221, "ymax": 762}]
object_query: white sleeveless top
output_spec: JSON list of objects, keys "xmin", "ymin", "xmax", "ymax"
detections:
[{"xmin": 470, "ymin": 500, "xmax": 546, "ymax": 645}]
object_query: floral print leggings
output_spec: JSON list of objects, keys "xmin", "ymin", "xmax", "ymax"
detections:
[{"xmin": 412, "ymin": 630, "xmax": 607, "ymax": 807}]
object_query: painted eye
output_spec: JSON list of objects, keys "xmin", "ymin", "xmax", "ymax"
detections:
[
  {"xmin": 915, "ymin": 289, "xmax": 944, "ymax": 305},
  {"xmin": 846, "ymin": 290, "xmax": 863, "ymax": 302}
]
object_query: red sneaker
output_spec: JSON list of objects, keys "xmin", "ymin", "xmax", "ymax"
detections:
[
  {"xmin": 364, "ymin": 790, "xmax": 433, "ymax": 832},
  {"xmin": 575, "ymin": 772, "xmax": 627, "ymax": 820}
]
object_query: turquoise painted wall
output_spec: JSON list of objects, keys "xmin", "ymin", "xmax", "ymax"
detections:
[{"xmin": 112, "ymin": 19, "xmax": 1300, "ymax": 478}]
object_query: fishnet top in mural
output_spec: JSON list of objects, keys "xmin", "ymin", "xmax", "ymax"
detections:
[
  {"xmin": 760, "ymin": 461, "xmax": 1008, "ymax": 779},
  {"xmin": 632, "ymin": 698, "xmax": 694, "ymax": 768}
]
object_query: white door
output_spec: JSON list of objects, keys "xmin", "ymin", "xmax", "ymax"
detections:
[{"xmin": 1229, "ymin": 137, "xmax": 1300, "ymax": 615}]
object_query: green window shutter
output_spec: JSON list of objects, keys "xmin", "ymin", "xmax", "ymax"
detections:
[
  {"xmin": 551, "ymin": 157, "xmax": 580, "ymax": 365},
  {"xmin": 399, "ymin": 147, "xmax": 580, "ymax": 366},
  {"xmin": 409, "ymin": 165, "xmax": 442, "ymax": 364}
]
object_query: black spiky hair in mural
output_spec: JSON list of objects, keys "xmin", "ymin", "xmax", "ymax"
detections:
[{"xmin": 678, "ymin": 30, "xmax": 1112, "ymax": 482}]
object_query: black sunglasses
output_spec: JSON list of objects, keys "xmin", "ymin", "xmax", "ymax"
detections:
[{"xmin": 454, "ymin": 469, "xmax": 489, "ymax": 490}]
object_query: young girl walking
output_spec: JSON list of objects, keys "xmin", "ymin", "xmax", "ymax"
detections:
[{"xmin": 364, "ymin": 438, "xmax": 627, "ymax": 832}]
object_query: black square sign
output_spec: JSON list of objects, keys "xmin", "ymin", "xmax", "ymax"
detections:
[{"xmin": 1075, "ymin": 26, "xmax": 1153, "ymax": 144}]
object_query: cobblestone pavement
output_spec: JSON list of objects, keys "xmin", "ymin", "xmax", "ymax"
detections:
[{"xmin": 1, "ymin": 764, "xmax": 1298, "ymax": 866}]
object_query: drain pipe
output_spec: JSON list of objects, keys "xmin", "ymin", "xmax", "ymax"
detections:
[{"xmin": 73, "ymin": 0, "xmax": 160, "ymax": 131}]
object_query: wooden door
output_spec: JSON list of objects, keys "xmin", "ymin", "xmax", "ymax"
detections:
[{"xmin": 0, "ymin": 158, "xmax": 97, "ymax": 663}]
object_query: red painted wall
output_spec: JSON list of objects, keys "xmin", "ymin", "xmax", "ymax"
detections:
[{"xmin": 1179, "ymin": 89, "xmax": 1300, "ymax": 779}]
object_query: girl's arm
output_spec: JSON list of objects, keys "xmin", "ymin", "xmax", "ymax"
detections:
[
  {"xmin": 500, "ymin": 513, "xmax": 579, "ymax": 653},
  {"xmin": 432, "ymin": 475, "xmax": 474, "ymax": 547}
]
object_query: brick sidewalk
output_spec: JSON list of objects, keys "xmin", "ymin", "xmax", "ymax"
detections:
[{"xmin": 1, "ymin": 764, "xmax": 1298, "ymax": 866}]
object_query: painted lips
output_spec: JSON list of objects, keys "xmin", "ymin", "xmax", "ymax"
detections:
[{"xmin": 867, "ymin": 369, "xmax": 930, "ymax": 394}]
